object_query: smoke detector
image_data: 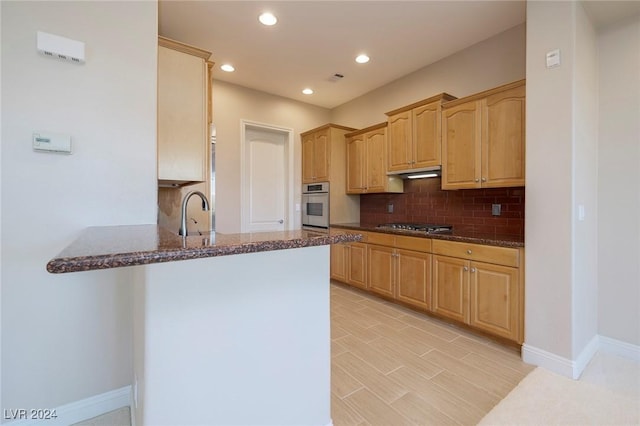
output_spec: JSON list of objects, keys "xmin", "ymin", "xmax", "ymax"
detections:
[{"xmin": 327, "ymin": 73, "xmax": 344, "ymax": 83}]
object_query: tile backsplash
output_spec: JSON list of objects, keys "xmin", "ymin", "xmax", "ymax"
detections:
[{"xmin": 360, "ymin": 178, "xmax": 524, "ymax": 237}]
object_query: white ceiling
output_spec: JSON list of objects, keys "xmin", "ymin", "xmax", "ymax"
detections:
[{"xmin": 158, "ymin": 1, "xmax": 639, "ymax": 110}]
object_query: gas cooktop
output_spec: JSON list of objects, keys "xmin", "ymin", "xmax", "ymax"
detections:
[{"xmin": 376, "ymin": 223, "xmax": 453, "ymax": 234}]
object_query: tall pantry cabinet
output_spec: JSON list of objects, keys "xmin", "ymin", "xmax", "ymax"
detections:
[
  {"xmin": 300, "ymin": 124, "xmax": 360, "ymax": 224},
  {"xmin": 157, "ymin": 36, "xmax": 214, "ymax": 234}
]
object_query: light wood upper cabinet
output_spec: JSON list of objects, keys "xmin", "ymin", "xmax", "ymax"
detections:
[
  {"xmin": 442, "ymin": 80, "xmax": 525, "ymax": 190},
  {"xmin": 346, "ymin": 132, "xmax": 365, "ymax": 193},
  {"xmin": 345, "ymin": 123, "xmax": 403, "ymax": 194},
  {"xmin": 157, "ymin": 37, "xmax": 212, "ymax": 184},
  {"xmin": 482, "ymin": 84, "xmax": 526, "ymax": 187},
  {"xmin": 365, "ymin": 127, "xmax": 388, "ymax": 193},
  {"xmin": 387, "ymin": 110, "xmax": 412, "ymax": 171},
  {"xmin": 386, "ymin": 94, "xmax": 456, "ymax": 173},
  {"xmin": 301, "ymin": 124, "xmax": 355, "ymax": 184},
  {"xmin": 442, "ymin": 101, "xmax": 481, "ymax": 188},
  {"xmin": 301, "ymin": 128, "xmax": 329, "ymax": 183}
]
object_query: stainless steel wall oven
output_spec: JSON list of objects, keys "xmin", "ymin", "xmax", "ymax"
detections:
[{"xmin": 302, "ymin": 182, "xmax": 329, "ymax": 230}]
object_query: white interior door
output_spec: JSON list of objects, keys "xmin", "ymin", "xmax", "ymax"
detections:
[{"xmin": 242, "ymin": 124, "xmax": 291, "ymax": 232}]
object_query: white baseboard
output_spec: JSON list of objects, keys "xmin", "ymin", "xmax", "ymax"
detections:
[
  {"xmin": 4, "ymin": 386, "xmax": 131, "ymax": 426},
  {"xmin": 599, "ymin": 335, "xmax": 640, "ymax": 361},
  {"xmin": 522, "ymin": 343, "xmax": 576, "ymax": 378},
  {"xmin": 574, "ymin": 335, "xmax": 600, "ymax": 378},
  {"xmin": 523, "ymin": 334, "xmax": 639, "ymax": 379}
]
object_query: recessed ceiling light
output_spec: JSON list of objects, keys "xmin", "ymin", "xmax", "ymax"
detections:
[
  {"xmin": 355, "ymin": 54, "xmax": 370, "ymax": 64},
  {"xmin": 220, "ymin": 64, "xmax": 235, "ymax": 72},
  {"xmin": 259, "ymin": 12, "xmax": 277, "ymax": 26},
  {"xmin": 302, "ymin": 88, "xmax": 314, "ymax": 95}
]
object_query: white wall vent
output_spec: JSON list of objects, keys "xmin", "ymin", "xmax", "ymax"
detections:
[{"xmin": 37, "ymin": 31, "xmax": 85, "ymax": 64}]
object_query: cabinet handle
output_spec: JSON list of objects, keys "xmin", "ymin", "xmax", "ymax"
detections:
[
  {"xmin": 463, "ymin": 266, "xmax": 469, "ymax": 271},
  {"xmin": 481, "ymin": 177, "xmax": 486, "ymax": 182},
  {"xmin": 475, "ymin": 178, "xmax": 480, "ymax": 182},
  {"xmin": 466, "ymin": 249, "xmax": 472, "ymax": 254},
  {"xmin": 471, "ymin": 267, "xmax": 477, "ymax": 273}
]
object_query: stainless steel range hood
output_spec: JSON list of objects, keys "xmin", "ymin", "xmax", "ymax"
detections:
[{"xmin": 387, "ymin": 165, "xmax": 441, "ymax": 179}]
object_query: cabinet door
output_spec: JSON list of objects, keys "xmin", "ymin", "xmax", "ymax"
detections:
[
  {"xmin": 469, "ymin": 261, "xmax": 520, "ymax": 342},
  {"xmin": 367, "ymin": 244, "xmax": 395, "ymax": 297},
  {"xmin": 387, "ymin": 111, "xmax": 411, "ymax": 171},
  {"xmin": 346, "ymin": 135, "xmax": 365, "ymax": 194},
  {"xmin": 330, "ymin": 243, "xmax": 348, "ymax": 283},
  {"xmin": 396, "ymin": 249, "xmax": 431, "ymax": 310},
  {"xmin": 313, "ymin": 129, "xmax": 330, "ymax": 182},
  {"xmin": 441, "ymin": 101, "xmax": 481, "ymax": 190},
  {"xmin": 365, "ymin": 128, "xmax": 388, "ymax": 193},
  {"xmin": 301, "ymin": 134, "xmax": 316, "ymax": 184},
  {"xmin": 413, "ymin": 102, "xmax": 440, "ymax": 168},
  {"xmin": 432, "ymin": 255, "xmax": 469, "ymax": 323},
  {"xmin": 348, "ymin": 242, "xmax": 367, "ymax": 289},
  {"xmin": 482, "ymin": 84, "xmax": 526, "ymax": 188},
  {"xmin": 158, "ymin": 45, "xmax": 207, "ymax": 182}
]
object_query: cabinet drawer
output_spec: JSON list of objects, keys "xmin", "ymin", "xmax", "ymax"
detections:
[
  {"xmin": 432, "ymin": 240, "xmax": 519, "ymax": 267},
  {"xmin": 395, "ymin": 235, "xmax": 431, "ymax": 252},
  {"xmin": 366, "ymin": 232, "xmax": 395, "ymax": 246}
]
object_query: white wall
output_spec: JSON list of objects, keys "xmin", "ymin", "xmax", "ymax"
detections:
[
  {"xmin": 331, "ymin": 24, "xmax": 526, "ymax": 128},
  {"xmin": 136, "ymin": 247, "xmax": 331, "ymax": 425},
  {"xmin": 1, "ymin": 0, "xmax": 157, "ymax": 412},
  {"xmin": 213, "ymin": 81, "xmax": 330, "ymax": 233},
  {"xmin": 524, "ymin": 1, "xmax": 576, "ymax": 364},
  {"xmin": 597, "ymin": 15, "xmax": 640, "ymax": 346},
  {"xmin": 572, "ymin": 1, "xmax": 599, "ymax": 360},
  {"xmin": 0, "ymin": 0, "xmax": 3, "ymax": 410}
]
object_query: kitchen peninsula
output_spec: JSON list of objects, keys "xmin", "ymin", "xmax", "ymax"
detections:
[{"xmin": 48, "ymin": 225, "xmax": 361, "ymax": 425}]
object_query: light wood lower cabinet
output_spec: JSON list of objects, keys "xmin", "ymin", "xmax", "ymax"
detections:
[
  {"xmin": 330, "ymin": 230, "xmax": 524, "ymax": 344},
  {"xmin": 396, "ymin": 249, "xmax": 431, "ymax": 310},
  {"xmin": 433, "ymin": 239, "xmax": 523, "ymax": 343},
  {"xmin": 347, "ymin": 242, "xmax": 367, "ymax": 289},
  {"xmin": 367, "ymin": 244, "xmax": 395, "ymax": 298},
  {"xmin": 469, "ymin": 261, "xmax": 520, "ymax": 341},
  {"xmin": 330, "ymin": 234, "xmax": 367, "ymax": 290},
  {"xmin": 366, "ymin": 244, "xmax": 432, "ymax": 309},
  {"xmin": 433, "ymin": 255, "xmax": 469, "ymax": 323}
]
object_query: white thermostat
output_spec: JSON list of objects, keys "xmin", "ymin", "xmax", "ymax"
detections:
[
  {"xmin": 33, "ymin": 131, "xmax": 72, "ymax": 154},
  {"xmin": 546, "ymin": 49, "xmax": 561, "ymax": 68}
]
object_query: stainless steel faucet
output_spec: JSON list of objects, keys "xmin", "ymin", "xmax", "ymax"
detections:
[{"xmin": 179, "ymin": 190, "xmax": 210, "ymax": 236}]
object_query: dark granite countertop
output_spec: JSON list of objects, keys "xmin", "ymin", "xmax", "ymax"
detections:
[
  {"xmin": 47, "ymin": 225, "xmax": 362, "ymax": 274},
  {"xmin": 331, "ymin": 223, "xmax": 524, "ymax": 248}
]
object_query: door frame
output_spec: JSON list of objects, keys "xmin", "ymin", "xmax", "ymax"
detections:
[{"xmin": 240, "ymin": 119, "xmax": 295, "ymax": 233}]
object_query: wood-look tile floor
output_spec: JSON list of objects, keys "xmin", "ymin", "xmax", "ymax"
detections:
[{"xmin": 330, "ymin": 281, "xmax": 535, "ymax": 426}]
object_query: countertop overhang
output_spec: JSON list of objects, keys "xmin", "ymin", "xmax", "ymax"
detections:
[
  {"xmin": 47, "ymin": 225, "xmax": 362, "ymax": 274},
  {"xmin": 331, "ymin": 223, "xmax": 524, "ymax": 248}
]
